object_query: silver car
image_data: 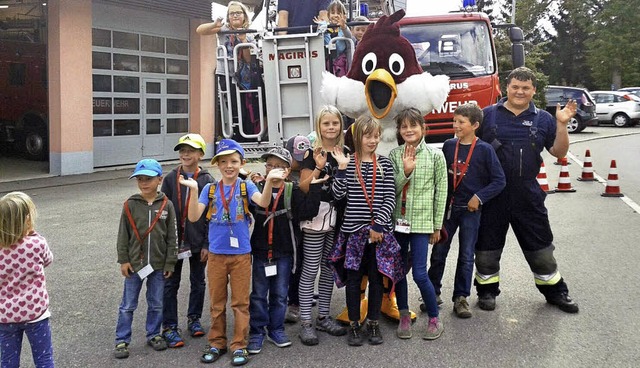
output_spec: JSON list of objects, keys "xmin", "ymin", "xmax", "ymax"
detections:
[{"xmin": 590, "ymin": 91, "xmax": 640, "ymax": 127}]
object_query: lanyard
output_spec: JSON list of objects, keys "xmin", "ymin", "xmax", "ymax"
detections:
[
  {"xmin": 176, "ymin": 166, "xmax": 200, "ymax": 241},
  {"xmin": 219, "ymin": 180, "xmax": 237, "ymax": 222},
  {"xmin": 265, "ymin": 185, "xmax": 285, "ymax": 257},
  {"xmin": 355, "ymin": 153, "xmax": 377, "ymax": 214},
  {"xmin": 452, "ymin": 138, "xmax": 477, "ymax": 192},
  {"xmin": 124, "ymin": 196, "xmax": 168, "ymax": 262}
]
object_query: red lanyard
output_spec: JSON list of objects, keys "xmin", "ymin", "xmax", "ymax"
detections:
[
  {"xmin": 452, "ymin": 138, "xmax": 477, "ymax": 192},
  {"xmin": 355, "ymin": 153, "xmax": 377, "ymax": 214},
  {"xmin": 219, "ymin": 180, "xmax": 237, "ymax": 221},
  {"xmin": 265, "ymin": 186, "xmax": 285, "ymax": 256},
  {"xmin": 176, "ymin": 166, "xmax": 200, "ymax": 240},
  {"xmin": 124, "ymin": 196, "xmax": 168, "ymax": 262}
]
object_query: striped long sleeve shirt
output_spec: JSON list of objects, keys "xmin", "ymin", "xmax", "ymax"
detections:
[{"xmin": 332, "ymin": 155, "xmax": 396, "ymax": 233}]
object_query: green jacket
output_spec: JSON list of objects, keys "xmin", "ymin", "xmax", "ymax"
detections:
[
  {"xmin": 389, "ymin": 139, "xmax": 448, "ymax": 233},
  {"xmin": 117, "ymin": 192, "xmax": 178, "ymax": 273}
]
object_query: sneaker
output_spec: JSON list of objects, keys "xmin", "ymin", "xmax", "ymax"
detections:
[
  {"xmin": 546, "ymin": 292, "xmax": 579, "ymax": 313},
  {"xmin": 267, "ymin": 330, "xmax": 292, "ymax": 348},
  {"xmin": 147, "ymin": 335, "xmax": 168, "ymax": 351},
  {"xmin": 478, "ymin": 294, "xmax": 496, "ymax": 311},
  {"xmin": 247, "ymin": 334, "xmax": 264, "ymax": 354},
  {"xmin": 396, "ymin": 312, "xmax": 412, "ymax": 339},
  {"xmin": 316, "ymin": 316, "xmax": 347, "ymax": 336},
  {"xmin": 114, "ymin": 342, "xmax": 129, "ymax": 359},
  {"xmin": 423, "ymin": 317, "xmax": 444, "ymax": 340},
  {"xmin": 200, "ymin": 346, "xmax": 227, "ymax": 364},
  {"xmin": 231, "ymin": 349, "xmax": 249, "ymax": 366},
  {"xmin": 285, "ymin": 305, "xmax": 300, "ymax": 324},
  {"xmin": 298, "ymin": 322, "xmax": 319, "ymax": 346},
  {"xmin": 367, "ymin": 320, "xmax": 383, "ymax": 345},
  {"xmin": 162, "ymin": 327, "xmax": 185, "ymax": 348},
  {"xmin": 347, "ymin": 322, "xmax": 363, "ymax": 346},
  {"xmin": 453, "ymin": 296, "xmax": 472, "ymax": 318},
  {"xmin": 187, "ymin": 318, "xmax": 205, "ymax": 337}
]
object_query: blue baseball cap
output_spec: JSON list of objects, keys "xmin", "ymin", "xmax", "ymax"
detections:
[
  {"xmin": 129, "ymin": 159, "xmax": 163, "ymax": 179},
  {"xmin": 211, "ymin": 139, "xmax": 245, "ymax": 164}
]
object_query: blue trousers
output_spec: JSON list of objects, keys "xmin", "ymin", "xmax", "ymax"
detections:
[
  {"xmin": 115, "ymin": 269, "xmax": 164, "ymax": 344},
  {"xmin": 395, "ymin": 232, "xmax": 439, "ymax": 318},
  {"xmin": 0, "ymin": 318, "xmax": 54, "ymax": 368},
  {"xmin": 249, "ymin": 255, "xmax": 292, "ymax": 336},
  {"xmin": 429, "ymin": 207, "xmax": 481, "ymax": 300},
  {"xmin": 163, "ymin": 254, "xmax": 207, "ymax": 327}
]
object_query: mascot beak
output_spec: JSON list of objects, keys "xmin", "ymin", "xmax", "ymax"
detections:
[{"xmin": 364, "ymin": 69, "xmax": 398, "ymax": 119}]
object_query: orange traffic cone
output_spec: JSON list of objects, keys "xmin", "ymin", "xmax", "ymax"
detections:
[
  {"xmin": 555, "ymin": 157, "xmax": 576, "ymax": 193},
  {"xmin": 601, "ymin": 160, "xmax": 624, "ymax": 197},
  {"xmin": 554, "ymin": 156, "xmax": 570, "ymax": 165},
  {"xmin": 536, "ymin": 162, "xmax": 555, "ymax": 194},
  {"xmin": 577, "ymin": 149, "xmax": 596, "ymax": 181}
]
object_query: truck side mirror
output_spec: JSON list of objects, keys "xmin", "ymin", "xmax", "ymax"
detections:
[{"xmin": 509, "ymin": 27, "xmax": 525, "ymax": 68}]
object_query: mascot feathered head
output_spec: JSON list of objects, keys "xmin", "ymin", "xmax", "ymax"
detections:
[{"xmin": 322, "ymin": 10, "xmax": 450, "ymax": 141}]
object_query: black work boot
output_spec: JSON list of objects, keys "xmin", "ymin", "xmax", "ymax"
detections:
[
  {"xmin": 546, "ymin": 292, "xmax": 579, "ymax": 313},
  {"xmin": 477, "ymin": 293, "xmax": 496, "ymax": 311},
  {"xmin": 347, "ymin": 321, "xmax": 363, "ymax": 346},
  {"xmin": 367, "ymin": 320, "xmax": 383, "ymax": 345}
]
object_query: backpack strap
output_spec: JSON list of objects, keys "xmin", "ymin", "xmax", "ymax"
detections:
[
  {"xmin": 240, "ymin": 180, "xmax": 251, "ymax": 220},
  {"xmin": 284, "ymin": 182, "xmax": 293, "ymax": 220},
  {"xmin": 205, "ymin": 182, "xmax": 217, "ymax": 222}
]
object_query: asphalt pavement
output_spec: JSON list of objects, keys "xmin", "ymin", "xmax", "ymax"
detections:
[{"xmin": 2, "ymin": 132, "xmax": 640, "ymax": 368}]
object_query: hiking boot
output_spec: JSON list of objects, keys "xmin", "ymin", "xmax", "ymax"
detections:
[
  {"xmin": 453, "ymin": 296, "xmax": 472, "ymax": 318},
  {"xmin": 347, "ymin": 322, "xmax": 363, "ymax": 346},
  {"xmin": 187, "ymin": 317, "xmax": 205, "ymax": 337},
  {"xmin": 247, "ymin": 334, "xmax": 264, "ymax": 354},
  {"xmin": 423, "ymin": 317, "xmax": 444, "ymax": 340},
  {"xmin": 162, "ymin": 326, "xmax": 185, "ymax": 348},
  {"xmin": 298, "ymin": 322, "xmax": 319, "ymax": 346},
  {"xmin": 478, "ymin": 294, "xmax": 496, "ymax": 311},
  {"xmin": 114, "ymin": 342, "xmax": 129, "ymax": 359},
  {"xmin": 436, "ymin": 295, "xmax": 443, "ymax": 306},
  {"xmin": 396, "ymin": 310, "xmax": 412, "ymax": 339},
  {"xmin": 267, "ymin": 330, "xmax": 292, "ymax": 348},
  {"xmin": 316, "ymin": 316, "xmax": 347, "ymax": 336},
  {"xmin": 420, "ymin": 295, "xmax": 443, "ymax": 313},
  {"xmin": 546, "ymin": 292, "xmax": 579, "ymax": 313},
  {"xmin": 231, "ymin": 349, "xmax": 249, "ymax": 366},
  {"xmin": 367, "ymin": 320, "xmax": 383, "ymax": 345},
  {"xmin": 147, "ymin": 335, "xmax": 168, "ymax": 351},
  {"xmin": 285, "ymin": 305, "xmax": 300, "ymax": 324}
]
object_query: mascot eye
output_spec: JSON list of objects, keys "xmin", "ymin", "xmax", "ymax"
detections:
[
  {"xmin": 361, "ymin": 52, "xmax": 377, "ymax": 75},
  {"xmin": 388, "ymin": 53, "xmax": 405, "ymax": 76}
]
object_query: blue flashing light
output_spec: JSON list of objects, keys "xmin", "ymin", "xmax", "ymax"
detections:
[{"xmin": 463, "ymin": 0, "xmax": 476, "ymax": 7}]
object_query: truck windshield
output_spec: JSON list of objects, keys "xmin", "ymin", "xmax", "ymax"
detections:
[{"xmin": 400, "ymin": 21, "xmax": 495, "ymax": 79}]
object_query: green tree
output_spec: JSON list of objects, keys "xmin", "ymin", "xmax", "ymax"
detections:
[{"xmin": 586, "ymin": 0, "xmax": 640, "ymax": 89}]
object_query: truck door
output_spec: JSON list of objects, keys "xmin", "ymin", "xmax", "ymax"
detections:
[{"xmin": 141, "ymin": 78, "xmax": 165, "ymax": 157}]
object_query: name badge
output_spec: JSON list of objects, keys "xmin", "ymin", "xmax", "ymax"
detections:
[
  {"xmin": 138, "ymin": 264, "xmax": 154, "ymax": 280},
  {"xmin": 177, "ymin": 242, "xmax": 192, "ymax": 260},
  {"xmin": 265, "ymin": 261, "xmax": 277, "ymax": 277},
  {"xmin": 230, "ymin": 237, "xmax": 239, "ymax": 248},
  {"xmin": 395, "ymin": 218, "xmax": 411, "ymax": 234}
]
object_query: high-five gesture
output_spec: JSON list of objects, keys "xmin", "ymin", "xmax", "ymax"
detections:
[
  {"xmin": 333, "ymin": 146, "xmax": 350, "ymax": 169},
  {"xmin": 403, "ymin": 144, "xmax": 416, "ymax": 177},
  {"xmin": 555, "ymin": 99, "xmax": 578, "ymax": 125}
]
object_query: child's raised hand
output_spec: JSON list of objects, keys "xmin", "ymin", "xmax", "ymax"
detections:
[
  {"xmin": 120, "ymin": 263, "xmax": 134, "ymax": 278},
  {"xmin": 250, "ymin": 172, "xmax": 265, "ymax": 184},
  {"xmin": 313, "ymin": 147, "xmax": 328, "ymax": 169},
  {"xmin": 179, "ymin": 176, "xmax": 199, "ymax": 190},
  {"xmin": 266, "ymin": 168, "xmax": 288, "ymax": 182},
  {"xmin": 311, "ymin": 175, "xmax": 330, "ymax": 185},
  {"xmin": 403, "ymin": 144, "xmax": 417, "ymax": 176},
  {"xmin": 332, "ymin": 146, "xmax": 350, "ymax": 169}
]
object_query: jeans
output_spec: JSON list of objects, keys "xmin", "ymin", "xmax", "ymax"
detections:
[
  {"xmin": 0, "ymin": 318, "xmax": 54, "ymax": 368},
  {"xmin": 163, "ymin": 254, "xmax": 207, "ymax": 327},
  {"xmin": 207, "ymin": 253, "xmax": 251, "ymax": 352},
  {"xmin": 395, "ymin": 232, "xmax": 439, "ymax": 318},
  {"xmin": 429, "ymin": 207, "xmax": 481, "ymax": 300},
  {"xmin": 115, "ymin": 269, "xmax": 164, "ymax": 344},
  {"xmin": 346, "ymin": 243, "xmax": 383, "ymax": 322},
  {"xmin": 249, "ymin": 255, "xmax": 292, "ymax": 336}
]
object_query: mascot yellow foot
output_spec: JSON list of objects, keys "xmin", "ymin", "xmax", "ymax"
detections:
[
  {"xmin": 337, "ymin": 277, "xmax": 369, "ymax": 324},
  {"xmin": 381, "ymin": 292, "xmax": 416, "ymax": 322}
]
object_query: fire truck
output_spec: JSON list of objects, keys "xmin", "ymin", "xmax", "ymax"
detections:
[
  {"xmin": 213, "ymin": 0, "xmax": 524, "ymax": 155},
  {"xmin": 0, "ymin": 40, "xmax": 48, "ymax": 160}
]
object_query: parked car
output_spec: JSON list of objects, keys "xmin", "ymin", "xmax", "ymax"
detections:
[
  {"xmin": 618, "ymin": 87, "xmax": 640, "ymax": 98},
  {"xmin": 590, "ymin": 91, "xmax": 640, "ymax": 127},
  {"xmin": 544, "ymin": 86, "xmax": 598, "ymax": 133}
]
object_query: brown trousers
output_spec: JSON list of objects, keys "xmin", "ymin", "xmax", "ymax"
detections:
[{"xmin": 206, "ymin": 253, "xmax": 252, "ymax": 352}]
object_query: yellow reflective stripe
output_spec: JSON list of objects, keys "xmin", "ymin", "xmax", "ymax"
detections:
[
  {"xmin": 475, "ymin": 272, "xmax": 499, "ymax": 285},
  {"xmin": 533, "ymin": 271, "xmax": 561, "ymax": 285}
]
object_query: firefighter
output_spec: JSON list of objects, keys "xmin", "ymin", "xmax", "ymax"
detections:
[{"xmin": 475, "ymin": 67, "xmax": 579, "ymax": 314}]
